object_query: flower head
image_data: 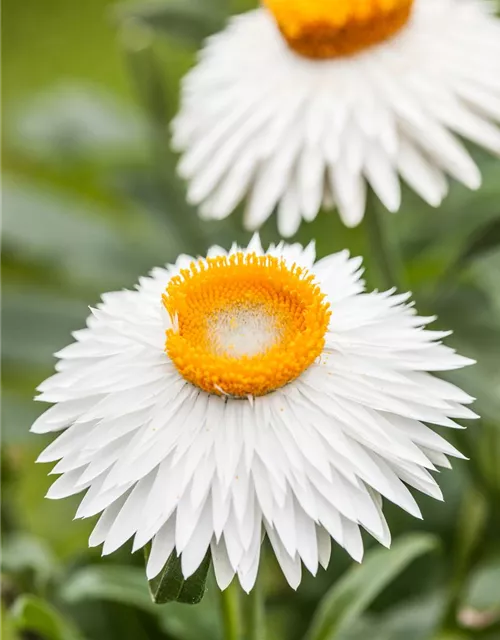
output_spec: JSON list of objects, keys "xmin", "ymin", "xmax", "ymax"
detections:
[
  {"xmin": 263, "ymin": 0, "xmax": 414, "ymax": 59},
  {"xmin": 173, "ymin": 0, "xmax": 500, "ymax": 235},
  {"xmin": 33, "ymin": 236, "xmax": 476, "ymax": 591}
]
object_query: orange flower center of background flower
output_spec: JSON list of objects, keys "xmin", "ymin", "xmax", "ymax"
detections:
[
  {"xmin": 163, "ymin": 252, "xmax": 330, "ymax": 397},
  {"xmin": 263, "ymin": 0, "xmax": 414, "ymax": 59}
]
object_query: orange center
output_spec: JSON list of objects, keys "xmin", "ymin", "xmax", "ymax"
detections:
[
  {"xmin": 163, "ymin": 252, "xmax": 330, "ymax": 397},
  {"xmin": 263, "ymin": 0, "xmax": 414, "ymax": 59}
]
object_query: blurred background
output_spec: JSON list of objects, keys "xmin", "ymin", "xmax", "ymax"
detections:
[{"xmin": 2, "ymin": 1, "xmax": 500, "ymax": 639}]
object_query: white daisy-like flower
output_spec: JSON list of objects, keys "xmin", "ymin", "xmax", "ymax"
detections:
[
  {"xmin": 33, "ymin": 236, "xmax": 476, "ymax": 592},
  {"xmin": 172, "ymin": 0, "xmax": 500, "ymax": 236}
]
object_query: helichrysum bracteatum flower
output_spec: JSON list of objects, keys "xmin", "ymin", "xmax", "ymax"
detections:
[
  {"xmin": 33, "ymin": 236, "xmax": 476, "ymax": 591},
  {"xmin": 173, "ymin": 0, "xmax": 500, "ymax": 235}
]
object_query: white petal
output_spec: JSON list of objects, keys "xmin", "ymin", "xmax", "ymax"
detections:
[
  {"xmin": 102, "ymin": 473, "xmax": 156, "ymax": 555},
  {"xmin": 181, "ymin": 500, "xmax": 213, "ymax": 578},
  {"xmin": 146, "ymin": 517, "xmax": 176, "ymax": 580},
  {"xmin": 211, "ymin": 537, "xmax": 236, "ymax": 590},
  {"xmin": 265, "ymin": 521, "xmax": 302, "ymax": 590},
  {"xmin": 89, "ymin": 494, "xmax": 129, "ymax": 548},
  {"xmin": 316, "ymin": 526, "xmax": 332, "ymax": 570},
  {"xmin": 294, "ymin": 500, "xmax": 319, "ymax": 576}
]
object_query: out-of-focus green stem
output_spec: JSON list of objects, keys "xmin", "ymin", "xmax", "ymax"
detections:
[
  {"xmin": 364, "ymin": 192, "xmax": 404, "ymax": 291},
  {"xmin": 121, "ymin": 20, "xmax": 170, "ymax": 165},
  {"xmin": 121, "ymin": 19, "xmax": 207, "ymax": 252},
  {"xmin": 220, "ymin": 582, "xmax": 241, "ymax": 640},
  {"xmin": 441, "ymin": 485, "xmax": 489, "ymax": 631},
  {"xmin": 242, "ymin": 573, "xmax": 265, "ymax": 640}
]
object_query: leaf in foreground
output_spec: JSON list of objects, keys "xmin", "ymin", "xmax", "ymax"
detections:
[
  {"xmin": 11, "ymin": 595, "xmax": 84, "ymax": 640},
  {"xmin": 305, "ymin": 533, "xmax": 439, "ymax": 640},
  {"xmin": 146, "ymin": 547, "xmax": 211, "ymax": 605},
  {"xmin": 60, "ymin": 565, "xmax": 155, "ymax": 612}
]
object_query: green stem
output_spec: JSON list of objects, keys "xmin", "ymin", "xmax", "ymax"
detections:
[
  {"xmin": 441, "ymin": 485, "xmax": 489, "ymax": 631},
  {"xmin": 242, "ymin": 574, "xmax": 265, "ymax": 640},
  {"xmin": 364, "ymin": 191, "xmax": 403, "ymax": 290},
  {"xmin": 122, "ymin": 21, "xmax": 207, "ymax": 254},
  {"xmin": 219, "ymin": 582, "xmax": 241, "ymax": 640}
]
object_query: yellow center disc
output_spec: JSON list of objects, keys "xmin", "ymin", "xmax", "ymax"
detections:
[
  {"xmin": 263, "ymin": 0, "xmax": 414, "ymax": 59},
  {"xmin": 163, "ymin": 252, "xmax": 331, "ymax": 397}
]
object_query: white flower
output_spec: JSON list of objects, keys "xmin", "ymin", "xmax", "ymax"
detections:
[
  {"xmin": 33, "ymin": 236, "xmax": 476, "ymax": 592},
  {"xmin": 173, "ymin": 0, "xmax": 500, "ymax": 236}
]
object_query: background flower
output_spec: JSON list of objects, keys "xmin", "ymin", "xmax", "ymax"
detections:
[{"xmin": 173, "ymin": 0, "xmax": 500, "ymax": 235}]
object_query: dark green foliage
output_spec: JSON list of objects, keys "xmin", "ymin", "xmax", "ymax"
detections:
[{"xmin": 145, "ymin": 547, "xmax": 211, "ymax": 604}]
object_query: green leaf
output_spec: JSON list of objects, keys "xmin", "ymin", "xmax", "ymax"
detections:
[
  {"xmin": 462, "ymin": 556, "xmax": 500, "ymax": 612},
  {"xmin": 453, "ymin": 486, "xmax": 489, "ymax": 583},
  {"xmin": 1, "ymin": 606, "xmax": 20, "ymax": 640},
  {"xmin": 337, "ymin": 591, "xmax": 445, "ymax": 640},
  {"xmin": 2, "ymin": 289, "xmax": 89, "ymax": 367},
  {"xmin": 1, "ymin": 534, "xmax": 59, "ymax": 587},
  {"xmin": 11, "ymin": 595, "xmax": 84, "ymax": 640},
  {"xmin": 157, "ymin": 579, "xmax": 222, "ymax": 640},
  {"xmin": 60, "ymin": 566, "xmax": 155, "ymax": 612},
  {"xmin": 305, "ymin": 534, "xmax": 439, "ymax": 640},
  {"xmin": 456, "ymin": 219, "xmax": 500, "ymax": 269},
  {"xmin": 435, "ymin": 218, "xmax": 500, "ymax": 290},
  {"xmin": 177, "ymin": 553, "xmax": 211, "ymax": 605},
  {"xmin": 146, "ymin": 546, "xmax": 211, "ymax": 605},
  {"xmin": 61, "ymin": 558, "xmax": 210, "ymax": 609},
  {"xmin": 2, "ymin": 177, "xmax": 152, "ymax": 290},
  {"xmin": 59, "ymin": 564, "xmax": 219, "ymax": 638},
  {"xmin": 117, "ymin": 0, "xmax": 226, "ymax": 46},
  {"xmin": 477, "ymin": 422, "xmax": 500, "ymax": 495},
  {"xmin": 122, "ymin": 25, "xmax": 172, "ymax": 137},
  {"xmin": 9, "ymin": 83, "xmax": 145, "ymax": 163}
]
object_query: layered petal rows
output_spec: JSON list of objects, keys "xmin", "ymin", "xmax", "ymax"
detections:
[{"xmin": 33, "ymin": 237, "xmax": 476, "ymax": 591}]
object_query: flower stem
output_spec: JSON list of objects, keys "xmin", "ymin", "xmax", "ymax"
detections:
[
  {"xmin": 219, "ymin": 582, "xmax": 241, "ymax": 640},
  {"xmin": 364, "ymin": 191, "xmax": 404, "ymax": 291},
  {"xmin": 242, "ymin": 574, "xmax": 265, "ymax": 640}
]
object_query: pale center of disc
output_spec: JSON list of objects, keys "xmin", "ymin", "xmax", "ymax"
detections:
[{"xmin": 207, "ymin": 304, "xmax": 283, "ymax": 358}]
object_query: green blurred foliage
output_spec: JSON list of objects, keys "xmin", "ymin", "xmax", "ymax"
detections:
[{"xmin": 2, "ymin": 0, "xmax": 500, "ymax": 639}]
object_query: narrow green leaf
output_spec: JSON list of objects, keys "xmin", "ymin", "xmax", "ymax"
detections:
[
  {"xmin": 478, "ymin": 423, "xmax": 500, "ymax": 494},
  {"xmin": 122, "ymin": 26, "xmax": 170, "ymax": 134},
  {"xmin": 60, "ymin": 566, "xmax": 155, "ymax": 612},
  {"xmin": 9, "ymin": 83, "xmax": 144, "ymax": 162},
  {"xmin": 336, "ymin": 591, "xmax": 445, "ymax": 640},
  {"xmin": 117, "ymin": 0, "xmax": 226, "ymax": 45},
  {"xmin": 146, "ymin": 546, "xmax": 211, "ymax": 605},
  {"xmin": 437, "ymin": 218, "xmax": 500, "ymax": 288},
  {"xmin": 2, "ymin": 178, "xmax": 141, "ymax": 290},
  {"xmin": 457, "ymin": 219, "xmax": 500, "ymax": 268},
  {"xmin": 306, "ymin": 534, "xmax": 439, "ymax": 640},
  {"xmin": 11, "ymin": 595, "xmax": 84, "ymax": 640},
  {"xmin": 454, "ymin": 486, "xmax": 489, "ymax": 583}
]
